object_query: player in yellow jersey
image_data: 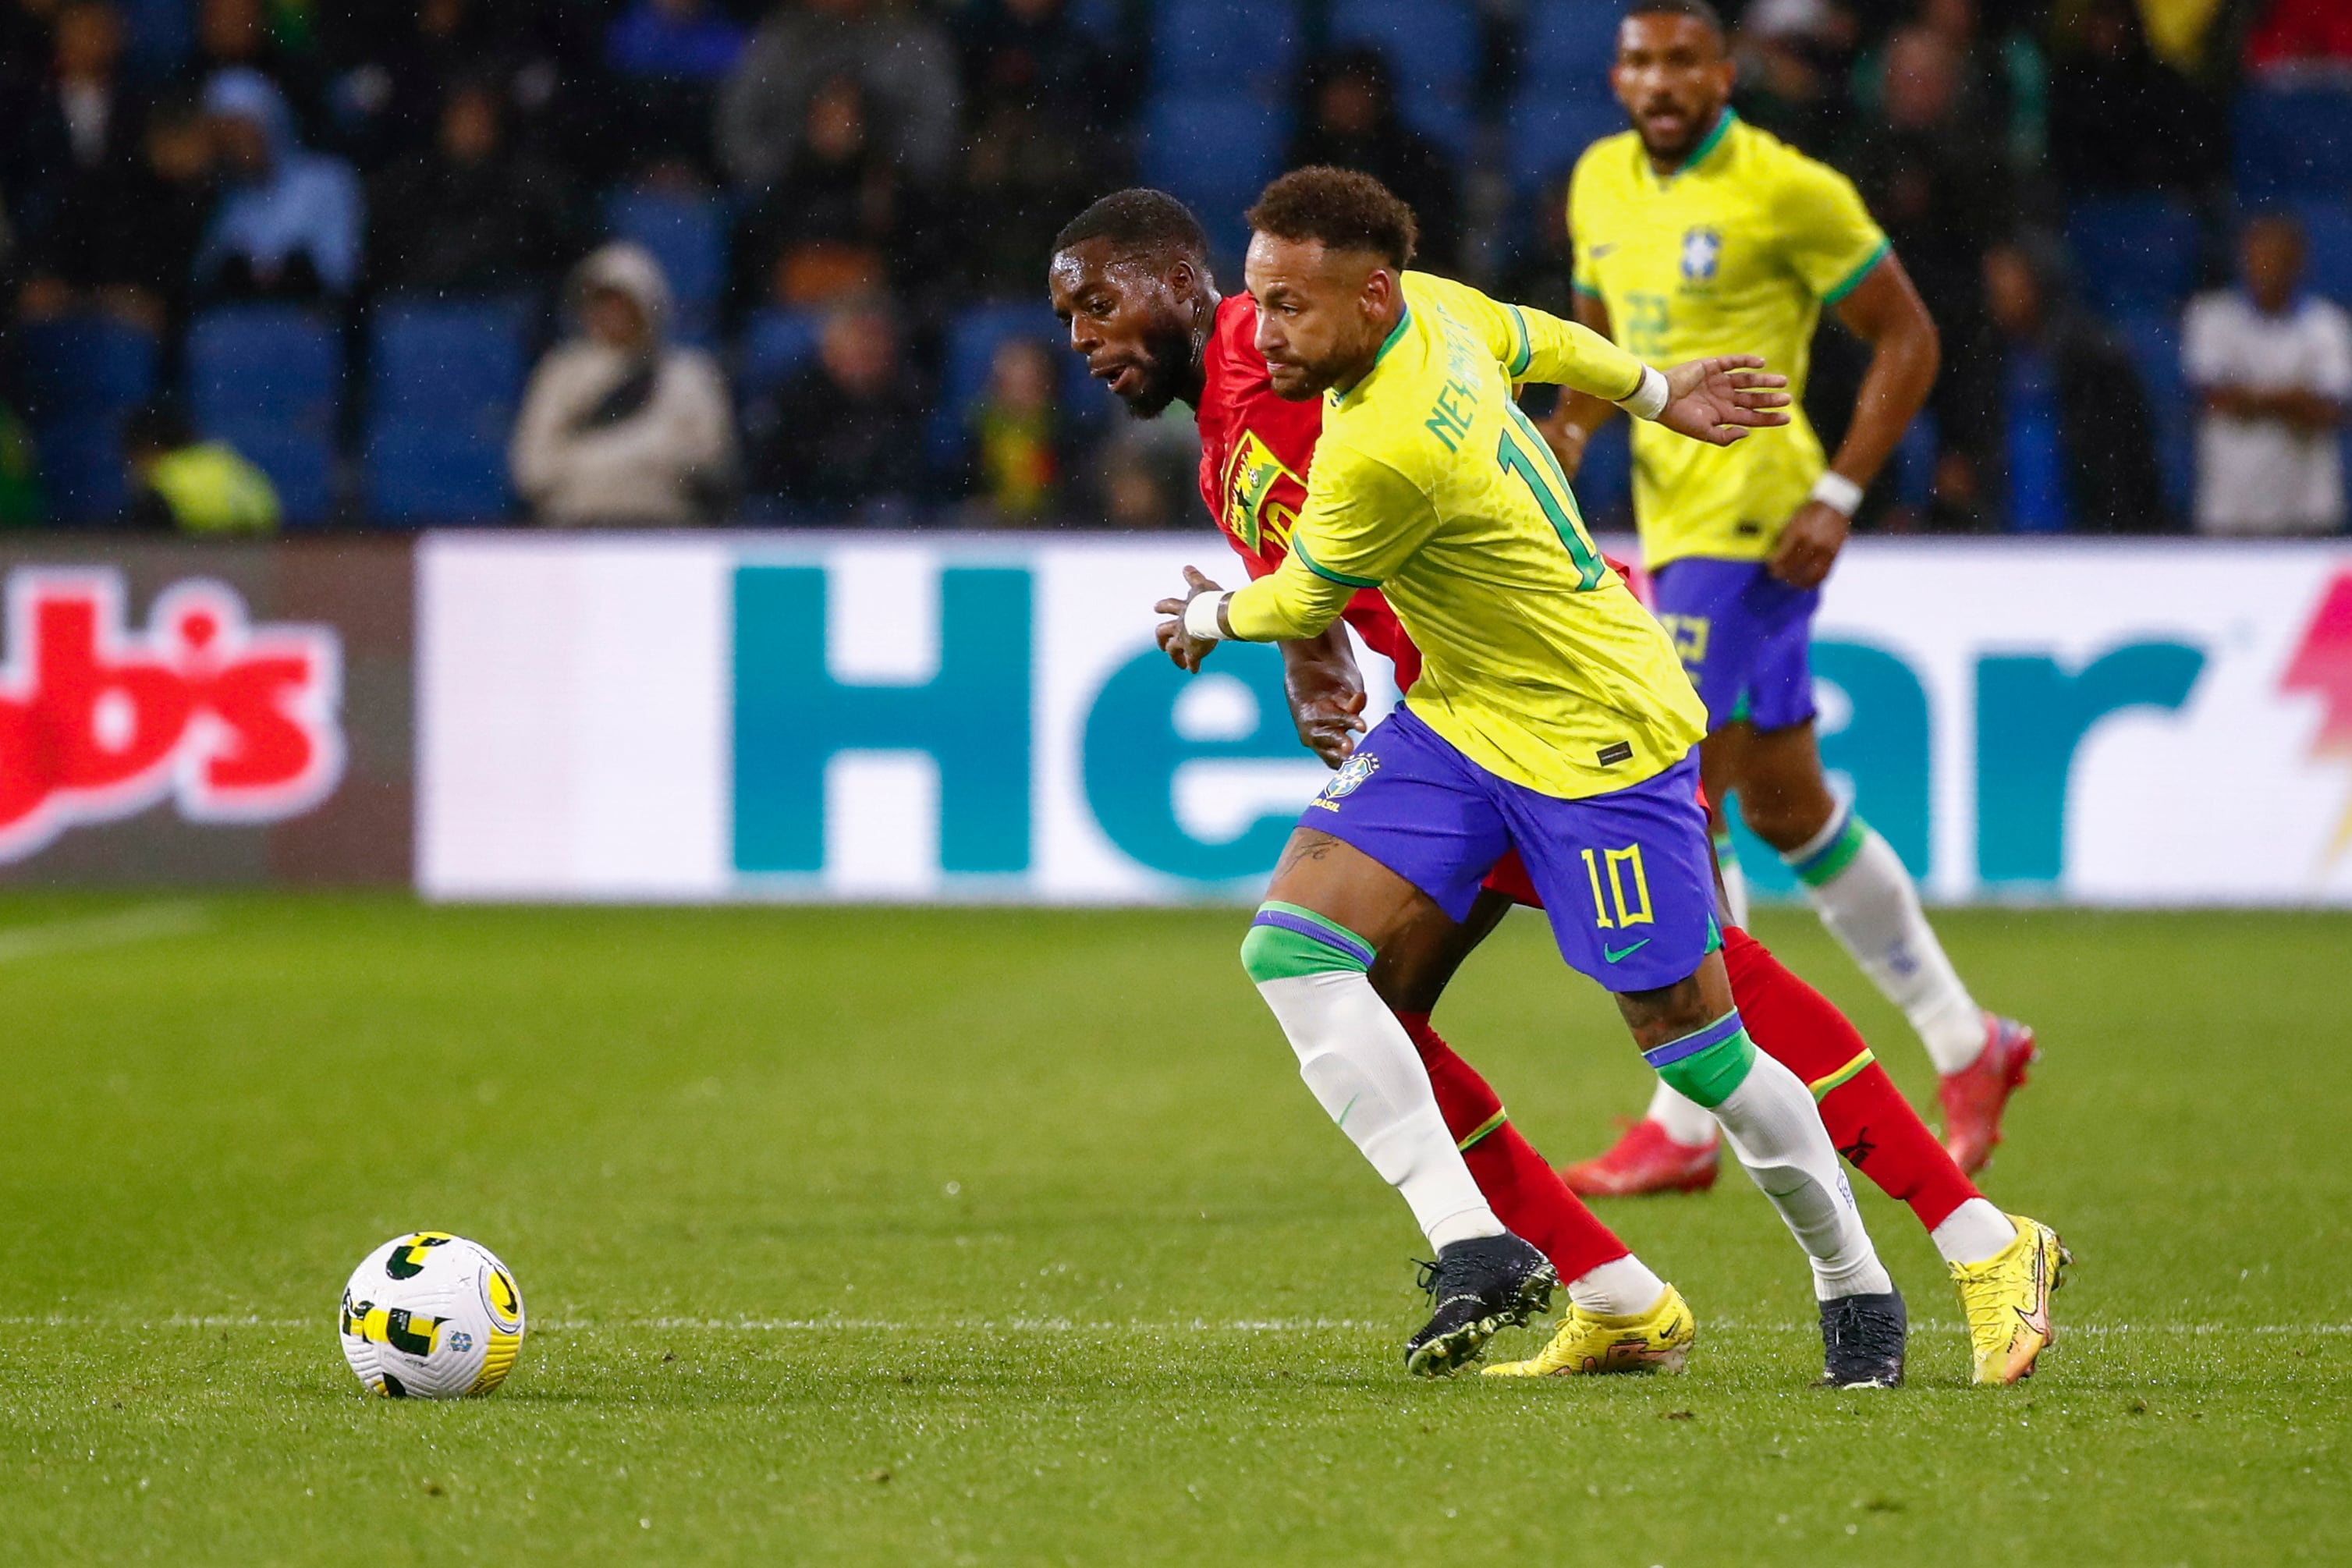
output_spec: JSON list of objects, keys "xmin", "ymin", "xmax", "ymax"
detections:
[
  {"xmin": 1545, "ymin": 0, "xmax": 2039, "ymax": 1194},
  {"xmin": 1158, "ymin": 167, "xmax": 1910, "ymax": 1386}
]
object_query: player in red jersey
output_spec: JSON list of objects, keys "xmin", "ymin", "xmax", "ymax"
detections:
[{"xmin": 1048, "ymin": 189, "xmax": 2063, "ymax": 1384}]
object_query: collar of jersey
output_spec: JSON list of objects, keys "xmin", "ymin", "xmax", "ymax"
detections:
[
  {"xmin": 1663, "ymin": 108, "xmax": 1737, "ymax": 181},
  {"xmin": 1331, "ymin": 304, "xmax": 1414, "ymax": 407}
]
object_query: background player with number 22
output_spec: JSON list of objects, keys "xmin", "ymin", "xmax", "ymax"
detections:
[{"xmin": 1054, "ymin": 174, "xmax": 2062, "ymax": 1385}]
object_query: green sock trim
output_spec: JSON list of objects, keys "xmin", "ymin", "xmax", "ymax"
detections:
[
  {"xmin": 1456, "ymin": 1109, "xmax": 1509, "ymax": 1151},
  {"xmin": 1240, "ymin": 921, "xmax": 1370, "ymax": 982},
  {"xmin": 1789, "ymin": 810, "xmax": 1870, "ymax": 889},
  {"xmin": 1652, "ymin": 1026, "xmax": 1757, "ymax": 1109}
]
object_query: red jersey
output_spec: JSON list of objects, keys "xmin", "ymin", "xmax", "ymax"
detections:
[{"xmin": 1193, "ymin": 294, "xmax": 1421, "ymax": 690}]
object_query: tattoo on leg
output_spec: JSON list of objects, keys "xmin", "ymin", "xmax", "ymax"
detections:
[{"xmin": 1273, "ymin": 830, "xmax": 1346, "ymax": 880}]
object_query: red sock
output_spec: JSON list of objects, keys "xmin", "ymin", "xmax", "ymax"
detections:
[
  {"xmin": 1392, "ymin": 1010, "xmax": 1629, "ymax": 1282},
  {"xmin": 1719, "ymin": 927, "xmax": 1980, "ymax": 1233}
]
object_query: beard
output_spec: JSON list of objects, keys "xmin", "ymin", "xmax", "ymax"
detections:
[{"xmin": 1116, "ymin": 316, "xmax": 1201, "ymax": 419}]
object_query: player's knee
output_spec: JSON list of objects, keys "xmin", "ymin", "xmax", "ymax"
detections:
[{"xmin": 1737, "ymin": 787, "xmax": 1830, "ymax": 853}]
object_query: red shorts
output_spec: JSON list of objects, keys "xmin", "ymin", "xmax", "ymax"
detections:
[{"xmin": 1478, "ymin": 785, "xmax": 1714, "ymax": 910}]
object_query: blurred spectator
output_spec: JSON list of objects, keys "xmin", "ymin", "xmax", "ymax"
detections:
[
  {"xmin": 956, "ymin": 102, "xmax": 1105, "ymax": 299},
  {"xmin": 186, "ymin": 0, "xmax": 321, "ymax": 134},
  {"xmin": 1092, "ymin": 414, "xmax": 1199, "ymax": 530},
  {"xmin": 511, "ymin": 242, "xmax": 738, "ymax": 526},
  {"xmin": 606, "ymin": 0, "xmax": 745, "ymax": 183},
  {"xmin": 2, "ymin": 2, "xmax": 146, "ymax": 237},
  {"xmin": 963, "ymin": 337, "xmax": 1066, "ymax": 524},
  {"xmin": 122, "ymin": 400, "xmax": 280, "ymax": 534},
  {"xmin": 715, "ymin": 0, "xmax": 961, "ymax": 190},
  {"xmin": 2045, "ymin": 0, "xmax": 2221, "ymax": 194},
  {"xmin": 0, "ymin": 0, "xmax": 61, "ymax": 84},
  {"xmin": 193, "ymin": 68, "xmax": 363, "ymax": 301},
  {"xmin": 1980, "ymin": 240, "xmax": 2166, "ymax": 532},
  {"xmin": 2183, "ymin": 215, "xmax": 2351, "ymax": 536},
  {"xmin": 1843, "ymin": 27, "xmax": 2010, "ymax": 512},
  {"xmin": 747, "ymin": 294, "xmax": 928, "ymax": 522},
  {"xmin": 2245, "ymin": 0, "xmax": 2352, "ymax": 82},
  {"xmin": 367, "ymin": 76, "xmax": 574, "ymax": 297},
  {"xmin": 1286, "ymin": 50, "xmax": 1460, "ymax": 273},
  {"xmin": 323, "ymin": 0, "xmax": 555, "ymax": 175},
  {"xmin": 1732, "ymin": 0, "xmax": 1859, "ymax": 154},
  {"xmin": 954, "ymin": 0, "xmax": 1117, "ymax": 130},
  {"xmin": 18, "ymin": 90, "xmax": 216, "ymax": 333},
  {"xmin": 732, "ymin": 72, "xmax": 927, "ymax": 310}
]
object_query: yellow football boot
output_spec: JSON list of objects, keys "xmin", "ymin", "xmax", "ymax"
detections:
[
  {"xmin": 1481, "ymin": 1284, "xmax": 1695, "ymax": 1377},
  {"xmin": 1949, "ymin": 1214, "xmax": 2069, "ymax": 1385}
]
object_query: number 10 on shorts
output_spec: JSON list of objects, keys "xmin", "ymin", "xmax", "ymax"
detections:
[{"xmin": 1581, "ymin": 845, "xmax": 1655, "ymax": 929}]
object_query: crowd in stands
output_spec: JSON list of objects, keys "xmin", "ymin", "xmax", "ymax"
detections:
[{"xmin": 0, "ymin": 0, "xmax": 2345, "ymax": 535}]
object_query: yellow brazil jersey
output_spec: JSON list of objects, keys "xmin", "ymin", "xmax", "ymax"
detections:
[
  {"xmin": 1225, "ymin": 273, "xmax": 1707, "ymax": 800},
  {"xmin": 1569, "ymin": 111, "xmax": 1889, "ymax": 569}
]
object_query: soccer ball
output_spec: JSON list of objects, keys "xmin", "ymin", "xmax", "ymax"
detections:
[{"xmin": 339, "ymin": 1232, "xmax": 526, "ymax": 1399}]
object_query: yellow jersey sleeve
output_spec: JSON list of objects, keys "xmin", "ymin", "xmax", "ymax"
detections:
[
  {"xmin": 1405, "ymin": 272, "xmax": 1644, "ymax": 399},
  {"xmin": 1769, "ymin": 154, "xmax": 1890, "ymax": 304},
  {"xmin": 1223, "ymin": 439, "xmax": 1436, "ymax": 643},
  {"xmin": 1566, "ymin": 147, "xmax": 1608, "ymax": 299}
]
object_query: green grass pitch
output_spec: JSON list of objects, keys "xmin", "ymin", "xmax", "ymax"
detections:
[{"xmin": 2, "ymin": 895, "xmax": 2347, "ymax": 1564}]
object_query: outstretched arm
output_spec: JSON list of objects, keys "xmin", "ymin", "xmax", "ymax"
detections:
[{"xmin": 1769, "ymin": 252, "xmax": 1938, "ymax": 589}]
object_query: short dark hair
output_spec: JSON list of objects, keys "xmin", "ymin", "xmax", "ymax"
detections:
[
  {"xmin": 1052, "ymin": 189, "xmax": 1210, "ymax": 264},
  {"xmin": 1244, "ymin": 166, "xmax": 1417, "ymax": 269},
  {"xmin": 1622, "ymin": 0, "xmax": 1727, "ymax": 39}
]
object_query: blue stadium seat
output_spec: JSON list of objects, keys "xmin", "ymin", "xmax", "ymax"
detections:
[
  {"xmin": 2235, "ymin": 88, "xmax": 2352, "ymax": 200},
  {"xmin": 2066, "ymin": 197, "xmax": 2202, "ymax": 315},
  {"xmin": 2113, "ymin": 309, "xmax": 2194, "ymax": 516},
  {"xmin": 363, "ymin": 297, "xmax": 533, "ymax": 523},
  {"xmin": 1330, "ymin": 0, "xmax": 1479, "ymax": 151},
  {"xmin": 1151, "ymin": 0, "xmax": 1299, "ymax": 94},
  {"xmin": 1139, "ymin": 92, "xmax": 1290, "ymax": 261},
  {"xmin": 119, "ymin": 0, "xmax": 193, "ymax": 76},
  {"xmin": 2290, "ymin": 199, "xmax": 2352, "ymax": 309},
  {"xmin": 737, "ymin": 308, "xmax": 822, "ymax": 403},
  {"xmin": 185, "ymin": 306, "xmax": 339, "ymax": 524},
  {"xmin": 603, "ymin": 189, "xmax": 728, "ymax": 345},
  {"xmin": 16, "ymin": 316, "xmax": 158, "ymax": 523},
  {"xmin": 1521, "ymin": 0, "xmax": 1623, "ymax": 91},
  {"xmin": 1509, "ymin": 87, "xmax": 1621, "ymax": 195}
]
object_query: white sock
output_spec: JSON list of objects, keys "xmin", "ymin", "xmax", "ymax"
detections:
[
  {"xmin": 1712, "ymin": 828, "xmax": 1751, "ymax": 928},
  {"xmin": 1786, "ymin": 805, "xmax": 1985, "ymax": 1073},
  {"xmin": 1566, "ymin": 1254, "xmax": 1669, "ymax": 1318},
  {"xmin": 1930, "ymin": 1198, "xmax": 2017, "ymax": 1267},
  {"xmin": 1644, "ymin": 1078, "xmax": 1721, "ymax": 1148},
  {"xmin": 1254, "ymin": 970, "xmax": 1503, "ymax": 1250},
  {"xmin": 1710, "ymin": 1052, "xmax": 1894, "ymax": 1300}
]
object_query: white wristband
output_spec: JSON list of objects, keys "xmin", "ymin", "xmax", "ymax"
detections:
[
  {"xmin": 1808, "ymin": 470, "xmax": 1864, "ymax": 517},
  {"xmin": 1183, "ymin": 591, "xmax": 1230, "ymax": 642},
  {"xmin": 1615, "ymin": 364, "xmax": 1670, "ymax": 422}
]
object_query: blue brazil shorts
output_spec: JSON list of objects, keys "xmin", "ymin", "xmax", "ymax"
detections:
[
  {"xmin": 1649, "ymin": 556, "xmax": 1818, "ymax": 733},
  {"xmin": 1299, "ymin": 705, "xmax": 1719, "ymax": 994}
]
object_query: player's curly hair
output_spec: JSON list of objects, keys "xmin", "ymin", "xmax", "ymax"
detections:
[
  {"xmin": 1244, "ymin": 167, "xmax": 1418, "ymax": 269},
  {"xmin": 1052, "ymin": 189, "xmax": 1209, "ymax": 264}
]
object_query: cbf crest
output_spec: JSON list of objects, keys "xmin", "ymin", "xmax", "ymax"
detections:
[
  {"xmin": 1680, "ymin": 225, "xmax": 1722, "ymax": 285},
  {"xmin": 1311, "ymin": 751, "xmax": 1380, "ymax": 811}
]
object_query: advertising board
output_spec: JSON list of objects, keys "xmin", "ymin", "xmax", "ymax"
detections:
[{"xmin": 417, "ymin": 534, "xmax": 2352, "ymax": 906}]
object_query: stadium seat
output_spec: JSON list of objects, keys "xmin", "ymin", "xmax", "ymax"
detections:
[
  {"xmin": 603, "ymin": 189, "xmax": 728, "ymax": 346},
  {"xmin": 1151, "ymin": 0, "xmax": 1299, "ymax": 95},
  {"xmin": 2290, "ymin": 199, "xmax": 2352, "ymax": 309},
  {"xmin": 1138, "ymin": 91, "xmax": 1290, "ymax": 261},
  {"xmin": 1521, "ymin": 0, "xmax": 1623, "ymax": 91},
  {"xmin": 1509, "ymin": 87, "xmax": 1622, "ymax": 196},
  {"xmin": 119, "ymin": 0, "xmax": 193, "ymax": 76},
  {"xmin": 2234, "ymin": 88, "xmax": 2352, "ymax": 200},
  {"xmin": 2066, "ymin": 197, "xmax": 2202, "ymax": 315},
  {"xmin": 363, "ymin": 297, "xmax": 534, "ymax": 524},
  {"xmin": 185, "ymin": 306, "xmax": 339, "ymax": 525},
  {"xmin": 1329, "ymin": 0, "xmax": 1480, "ymax": 151},
  {"xmin": 737, "ymin": 307, "xmax": 824, "ymax": 416},
  {"xmin": 2113, "ymin": 309, "xmax": 2194, "ymax": 516},
  {"xmin": 1575, "ymin": 419, "xmax": 1632, "ymax": 526},
  {"xmin": 16, "ymin": 315, "xmax": 158, "ymax": 523}
]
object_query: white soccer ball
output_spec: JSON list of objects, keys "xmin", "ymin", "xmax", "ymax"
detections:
[{"xmin": 339, "ymin": 1232, "xmax": 527, "ymax": 1399}]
